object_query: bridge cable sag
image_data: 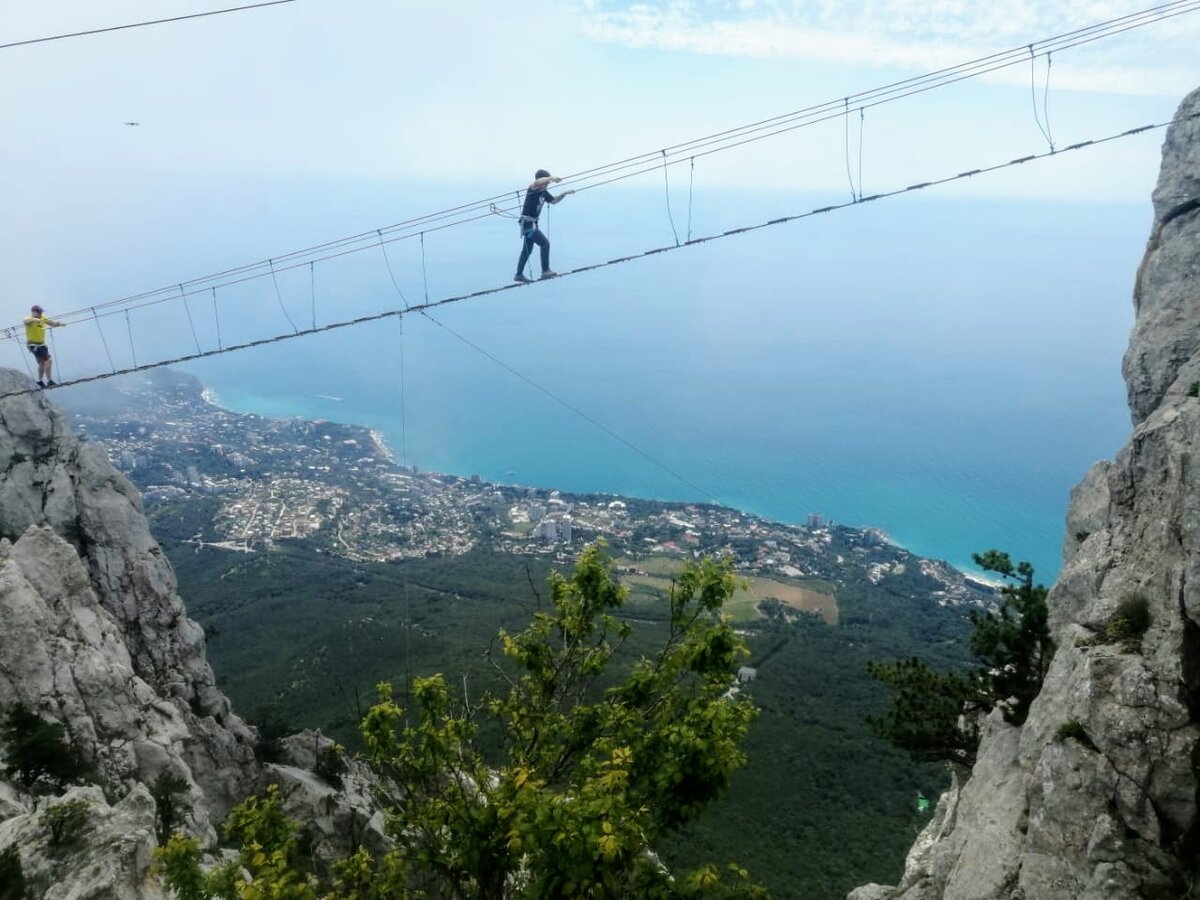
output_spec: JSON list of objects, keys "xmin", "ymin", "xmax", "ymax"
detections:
[{"xmin": 1, "ymin": 111, "xmax": 1195, "ymax": 404}]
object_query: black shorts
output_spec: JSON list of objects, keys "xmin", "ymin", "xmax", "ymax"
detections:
[{"xmin": 27, "ymin": 343, "xmax": 49, "ymax": 361}]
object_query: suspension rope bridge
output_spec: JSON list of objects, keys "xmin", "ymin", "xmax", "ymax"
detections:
[
  {"xmin": 2, "ymin": 110, "xmax": 1194, "ymax": 406},
  {"xmin": 6, "ymin": 0, "xmax": 1194, "ymax": 337}
]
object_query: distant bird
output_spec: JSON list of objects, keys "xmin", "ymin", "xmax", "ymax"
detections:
[{"xmin": 123, "ymin": 121, "xmax": 140, "ymax": 126}]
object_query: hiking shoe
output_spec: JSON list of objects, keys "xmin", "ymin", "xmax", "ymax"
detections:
[
  {"xmin": 46, "ymin": 380, "xmax": 57, "ymax": 387},
  {"xmin": 513, "ymin": 273, "xmax": 532, "ymax": 284},
  {"xmin": 36, "ymin": 380, "xmax": 45, "ymax": 388},
  {"xmin": 540, "ymin": 271, "xmax": 558, "ymax": 279}
]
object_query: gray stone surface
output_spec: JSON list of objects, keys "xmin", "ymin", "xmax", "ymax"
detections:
[
  {"xmin": 0, "ymin": 785, "xmax": 167, "ymax": 900},
  {"xmin": 0, "ymin": 373, "xmax": 397, "ymax": 896},
  {"xmin": 850, "ymin": 84, "xmax": 1200, "ymax": 900},
  {"xmin": 0, "ymin": 372, "xmax": 258, "ymax": 824}
]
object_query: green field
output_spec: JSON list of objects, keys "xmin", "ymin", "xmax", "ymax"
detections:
[{"xmin": 620, "ymin": 556, "xmax": 838, "ymax": 624}]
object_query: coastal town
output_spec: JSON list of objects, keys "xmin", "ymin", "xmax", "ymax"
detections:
[{"xmin": 58, "ymin": 368, "xmax": 989, "ymax": 608}]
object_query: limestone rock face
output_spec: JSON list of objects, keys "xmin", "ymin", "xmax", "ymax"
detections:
[
  {"xmin": 0, "ymin": 371, "xmax": 257, "ymax": 820},
  {"xmin": 0, "ymin": 786, "xmax": 166, "ymax": 900},
  {"xmin": 0, "ymin": 373, "xmax": 392, "ymax": 896},
  {"xmin": 850, "ymin": 85, "xmax": 1200, "ymax": 900}
]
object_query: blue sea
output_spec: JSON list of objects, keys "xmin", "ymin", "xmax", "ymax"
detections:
[{"xmin": 172, "ymin": 186, "xmax": 1144, "ymax": 582}]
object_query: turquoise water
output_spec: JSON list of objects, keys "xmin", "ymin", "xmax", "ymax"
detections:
[{"xmin": 183, "ymin": 190, "xmax": 1143, "ymax": 581}]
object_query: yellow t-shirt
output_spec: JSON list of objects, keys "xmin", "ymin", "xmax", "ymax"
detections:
[{"xmin": 24, "ymin": 314, "xmax": 58, "ymax": 344}]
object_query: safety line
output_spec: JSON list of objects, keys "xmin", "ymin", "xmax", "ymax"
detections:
[
  {"xmin": 1, "ymin": 112, "xmax": 1193, "ymax": 404},
  {"xmin": 395, "ymin": 312, "xmax": 413, "ymax": 709},
  {"xmin": 420, "ymin": 311, "xmax": 720, "ymax": 505},
  {"xmin": 0, "ymin": 0, "xmax": 299, "ymax": 51},
  {"xmin": 32, "ymin": 0, "xmax": 1197, "ymax": 330}
]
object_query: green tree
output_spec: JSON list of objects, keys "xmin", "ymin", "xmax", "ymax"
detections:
[
  {"xmin": 41, "ymin": 799, "xmax": 92, "ymax": 851},
  {"xmin": 865, "ymin": 657, "xmax": 981, "ymax": 765},
  {"xmin": 867, "ymin": 550, "xmax": 1054, "ymax": 765},
  {"xmin": 0, "ymin": 844, "xmax": 26, "ymax": 900},
  {"xmin": 1, "ymin": 705, "xmax": 92, "ymax": 791},
  {"xmin": 157, "ymin": 785, "xmax": 316, "ymax": 899},
  {"xmin": 967, "ymin": 550, "xmax": 1054, "ymax": 726},
  {"xmin": 160, "ymin": 545, "xmax": 762, "ymax": 899},
  {"xmin": 151, "ymin": 771, "xmax": 192, "ymax": 844}
]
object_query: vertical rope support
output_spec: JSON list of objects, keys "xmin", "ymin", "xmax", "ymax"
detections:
[
  {"xmin": 180, "ymin": 284, "xmax": 202, "ymax": 354},
  {"xmin": 420, "ymin": 232, "xmax": 430, "ymax": 304},
  {"xmin": 687, "ymin": 156, "xmax": 695, "ymax": 242},
  {"xmin": 92, "ymin": 307, "xmax": 116, "ymax": 372},
  {"xmin": 1029, "ymin": 46, "xmax": 1054, "ymax": 152},
  {"xmin": 858, "ymin": 107, "xmax": 866, "ymax": 201},
  {"xmin": 125, "ymin": 310, "xmax": 138, "ymax": 367},
  {"xmin": 844, "ymin": 98, "xmax": 858, "ymax": 201},
  {"xmin": 309, "ymin": 262, "xmax": 316, "ymax": 329},
  {"xmin": 211, "ymin": 287, "xmax": 223, "ymax": 350},
  {"xmin": 48, "ymin": 328, "xmax": 64, "ymax": 381},
  {"xmin": 378, "ymin": 230, "xmax": 410, "ymax": 310},
  {"xmin": 12, "ymin": 334, "xmax": 35, "ymax": 379},
  {"xmin": 661, "ymin": 149, "xmax": 681, "ymax": 247},
  {"xmin": 1043, "ymin": 52, "xmax": 1055, "ymax": 152},
  {"xmin": 269, "ymin": 258, "xmax": 300, "ymax": 334}
]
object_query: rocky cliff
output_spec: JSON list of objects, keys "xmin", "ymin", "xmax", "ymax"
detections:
[
  {"xmin": 0, "ymin": 370, "xmax": 259, "ymax": 896},
  {"xmin": 851, "ymin": 86, "xmax": 1200, "ymax": 900},
  {"xmin": 0, "ymin": 371, "xmax": 393, "ymax": 897}
]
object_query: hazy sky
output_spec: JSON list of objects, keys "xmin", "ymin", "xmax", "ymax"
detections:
[{"xmin": 1, "ymin": 0, "xmax": 1198, "ymax": 323}]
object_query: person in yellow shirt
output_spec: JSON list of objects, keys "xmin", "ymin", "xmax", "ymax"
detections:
[{"xmin": 23, "ymin": 304, "xmax": 66, "ymax": 387}]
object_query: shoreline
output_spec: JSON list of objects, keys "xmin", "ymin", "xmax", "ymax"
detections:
[{"xmin": 189, "ymin": 376, "xmax": 1005, "ymax": 583}]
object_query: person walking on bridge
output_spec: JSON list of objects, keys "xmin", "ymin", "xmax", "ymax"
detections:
[
  {"xmin": 513, "ymin": 169, "xmax": 575, "ymax": 283},
  {"xmin": 23, "ymin": 304, "xmax": 66, "ymax": 388}
]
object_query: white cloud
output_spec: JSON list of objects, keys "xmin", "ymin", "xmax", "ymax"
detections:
[{"xmin": 582, "ymin": 0, "xmax": 1200, "ymax": 96}]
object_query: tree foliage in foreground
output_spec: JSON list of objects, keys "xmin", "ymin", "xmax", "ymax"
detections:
[
  {"xmin": 158, "ymin": 544, "xmax": 763, "ymax": 898},
  {"xmin": 867, "ymin": 550, "xmax": 1054, "ymax": 766}
]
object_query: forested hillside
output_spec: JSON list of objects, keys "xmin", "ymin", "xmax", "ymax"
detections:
[{"xmin": 153, "ymin": 506, "xmax": 975, "ymax": 898}]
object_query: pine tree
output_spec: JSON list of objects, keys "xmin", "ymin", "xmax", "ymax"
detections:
[{"xmin": 867, "ymin": 549, "xmax": 1054, "ymax": 765}]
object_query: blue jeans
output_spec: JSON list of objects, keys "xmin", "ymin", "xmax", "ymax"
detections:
[{"xmin": 517, "ymin": 226, "xmax": 550, "ymax": 274}]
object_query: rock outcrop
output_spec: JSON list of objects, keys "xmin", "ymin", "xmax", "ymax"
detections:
[
  {"xmin": 0, "ymin": 370, "xmax": 259, "ymax": 886},
  {"xmin": 851, "ymin": 86, "xmax": 1200, "ymax": 900}
]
